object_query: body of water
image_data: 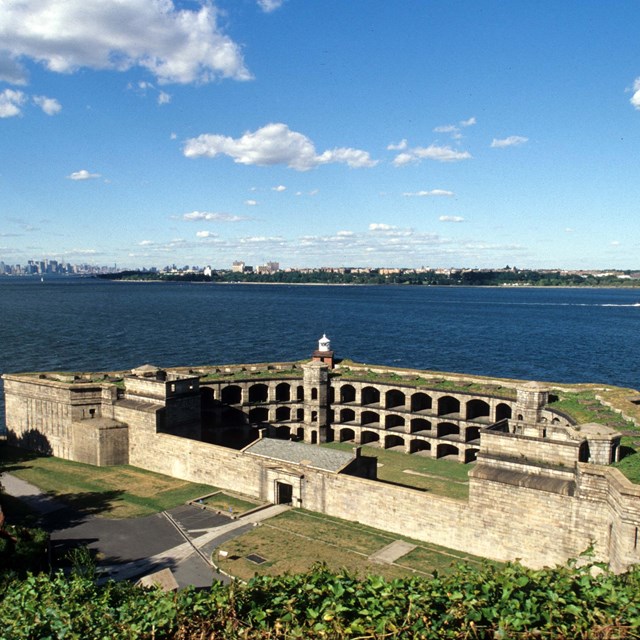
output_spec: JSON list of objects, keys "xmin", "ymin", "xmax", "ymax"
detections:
[{"xmin": 1, "ymin": 279, "xmax": 639, "ymax": 428}]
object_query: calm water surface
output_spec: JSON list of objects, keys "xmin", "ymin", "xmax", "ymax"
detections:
[{"xmin": 1, "ymin": 278, "xmax": 639, "ymax": 428}]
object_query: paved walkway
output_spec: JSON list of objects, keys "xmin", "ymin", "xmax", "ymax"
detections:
[{"xmin": 1, "ymin": 472, "xmax": 288, "ymax": 589}]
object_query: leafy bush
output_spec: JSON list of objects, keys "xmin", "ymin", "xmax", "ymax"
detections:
[{"xmin": 0, "ymin": 561, "xmax": 638, "ymax": 639}]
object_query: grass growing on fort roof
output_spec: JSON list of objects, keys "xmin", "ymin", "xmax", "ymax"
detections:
[
  {"xmin": 0, "ymin": 445, "xmax": 219, "ymax": 518},
  {"xmin": 215, "ymin": 509, "xmax": 490, "ymax": 582},
  {"xmin": 323, "ymin": 441, "xmax": 471, "ymax": 499}
]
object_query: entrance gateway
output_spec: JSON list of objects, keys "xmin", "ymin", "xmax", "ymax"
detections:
[{"xmin": 276, "ymin": 481, "xmax": 293, "ymax": 505}]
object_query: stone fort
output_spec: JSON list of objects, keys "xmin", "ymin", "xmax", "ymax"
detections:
[{"xmin": 3, "ymin": 335, "xmax": 640, "ymax": 572}]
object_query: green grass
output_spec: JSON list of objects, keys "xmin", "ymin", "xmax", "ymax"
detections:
[
  {"xmin": 322, "ymin": 441, "xmax": 470, "ymax": 499},
  {"xmin": 200, "ymin": 367, "xmax": 302, "ymax": 382},
  {"xmin": 216, "ymin": 508, "xmax": 493, "ymax": 582},
  {"xmin": 200, "ymin": 491, "xmax": 263, "ymax": 515},
  {"xmin": 0, "ymin": 445, "xmax": 219, "ymax": 519},
  {"xmin": 336, "ymin": 366, "xmax": 517, "ymax": 398},
  {"xmin": 613, "ymin": 451, "xmax": 640, "ymax": 484},
  {"xmin": 549, "ymin": 391, "xmax": 638, "ymax": 429}
]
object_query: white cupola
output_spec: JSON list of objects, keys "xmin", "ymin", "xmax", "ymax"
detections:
[{"xmin": 318, "ymin": 334, "xmax": 331, "ymax": 352}]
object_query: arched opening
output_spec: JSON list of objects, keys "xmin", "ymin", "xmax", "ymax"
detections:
[
  {"xmin": 411, "ymin": 392, "xmax": 432, "ymax": 412},
  {"xmin": 579, "ymin": 440, "xmax": 591, "ymax": 463},
  {"xmin": 385, "ymin": 414, "xmax": 405, "ymax": 431},
  {"xmin": 496, "ymin": 403, "xmax": 512, "ymax": 421},
  {"xmin": 438, "ymin": 396, "xmax": 460, "ymax": 417},
  {"xmin": 311, "ymin": 431, "xmax": 318, "ymax": 444},
  {"xmin": 361, "ymin": 430, "xmax": 380, "ymax": 446},
  {"xmin": 437, "ymin": 422, "xmax": 460, "ymax": 438},
  {"xmin": 436, "ymin": 443, "xmax": 459, "ymax": 460},
  {"xmin": 311, "ymin": 411, "xmax": 318, "ymax": 422},
  {"xmin": 384, "ymin": 434, "xmax": 405, "ymax": 450},
  {"xmin": 517, "ymin": 413, "xmax": 524, "ymax": 421},
  {"xmin": 295, "ymin": 427, "xmax": 305, "ymax": 440},
  {"xmin": 273, "ymin": 425, "xmax": 291, "ymax": 440},
  {"xmin": 296, "ymin": 408, "xmax": 304, "ymax": 421},
  {"xmin": 465, "ymin": 426, "xmax": 481, "ymax": 442},
  {"xmin": 385, "ymin": 389, "xmax": 405, "ymax": 409},
  {"xmin": 340, "ymin": 408, "xmax": 356, "ymax": 423},
  {"xmin": 361, "ymin": 386, "xmax": 380, "ymax": 406},
  {"xmin": 221, "ymin": 385, "xmax": 242, "ymax": 405},
  {"xmin": 329, "ymin": 386, "xmax": 335, "ymax": 403},
  {"xmin": 249, "ymin": 407, "xmax": 268, "ymax": 423},
  {"xmin": 361, "ymin": 411, "xmax": 380, "ymax": 426},
  {"xmin": 409, "ymin": 440, "xmax": 431, "ymax": 455},
  {"xmin": 466, "ymin": 399, "xmax": 490, "ymax": 421},
  {"xmin": 249, "ymin": 384, "xmax": 268, "ymax": 403},
  {"xmin": 465, "ymin": 448, "xmax": 479, "ymax": 463},
  {"xmin": 311, "ymin": 387, "xmax": 318, "ymax": 400},
  {"xmin": 340, "ymin": 384, "xmax": 356, "ymax": 403},
  {"xmin": 340, "ymin": 427, "xmax": 356, "ymax": 443},
  {"xmin": 275, "ymin": 383, "xmax": 291, "ymax": 402},
  {"xmin": 275, "ymin": 407, "xmax": 291, "ymax": 422},
  {"xmin": 410, "ymin": 418, "xmax": 431, "ymax": 434},
  {"xmin": 297, "ymin": 386, "xmax": 304, "ymax": 401}
]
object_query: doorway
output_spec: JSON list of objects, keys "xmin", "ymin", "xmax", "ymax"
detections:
[{"xmin": 276, "ymin": 481, "xmax": 293, "ymax": 505}]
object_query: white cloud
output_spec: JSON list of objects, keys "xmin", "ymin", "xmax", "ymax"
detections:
[
  {"xmin": 369, "ymin": 223, "xmax": 396, "ymax": 231},
  {"xmin": 387, "ymin": 139, "xmax": 407, "ymax": 151},
  {"xmin": 67, "ymin": 169, "xmax": 101, "ymax": 180},
  {"xmin": 439, "ymin": 215, "xmax": 465, "ymax": 222},
  {"xmin": 33, "ymin": 95, "xmax": 61, "ymax": 115},
  {"xmin": 170, "ymin": 132, "xmax": 177, "ymax": 140},
  {"xmin": 196, "ymin": 230, "xmax": 217, "ymax": 238},
  {"xmin": 258, "ymin": 0, "xmax": 286, "ymax": 12},
  {"xmin": 415, "ymin": 145, "xmax": 472, "ymax": 162},
  {"xmin": 434, "ymin": 124, "xmax": 458, "ymax": 134},
  {"xmin": 0, "ymin": 51, "xmax": 27, "ymax": 85},
  {"xmin": 403, "ymin": 189, "xmax": 454, "ymax": 197},
  {"xmin": 0, "ymin": 88, "xmax": 25, "ymax": 118},
  {"xmin": 393, "ymin": 143, "xmax": 471, "ymax": 165},
  {"xmin": 183, "ymin": 123, "xmax": 377, "ymax": 171},
  {"xmin": 138, "ymin": 240, "xmax": 154, "ymax": 246},
  {"xmin": 272, "ymin": 185, "xmax": 287, "ymax": 192},
  {"xmin": 630, "ymin": 78, "xmax": 640, "ymax": 110},
  {"xmin": 0, "ymin": 0, "xmax": 251, "ymax": 84},
  {"xmin": 183, "ymin": 211, "xmax": 245, "ymax": 222},
  {"xmin": 244, "ymin": 199, "xmax": 258, "ymax": 206},
  {"xmin": 491, "ymin": 135, "xmax": 528, "ymax": 148},
  {"xmin": 337, "ymin": 230, "xmax": 354, "ymax": 236},
  {"xmin": 460, "ymin": 116, "xmax": 476, "ymax": 127},
  {"xmin": 610, "ymin": 240, "xmax": 620, "ymax": 246},
  {"xmin": 157, "ymin": 91, "xmax": 171, "ymax": 105}
]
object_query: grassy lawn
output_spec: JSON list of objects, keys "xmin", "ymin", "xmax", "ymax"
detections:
[
  {"xmin": 215, "ymin": 509, "xmax": 492, "ymax": 582},
  {"xmin": 322, "ymin": 441, "xmax": 471, "ymax": 499},
  {"xmin": 199, "ymin": 491, "xmax": 263, "ymax": 516},
  {"xmin": 0, "ymin": 445, "xmax": 219, "ymax": 519}
]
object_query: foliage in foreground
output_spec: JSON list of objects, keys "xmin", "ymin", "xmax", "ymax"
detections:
[{"xmin": 1, "ymin": 561, "xmax": 639, "ymax": 639}]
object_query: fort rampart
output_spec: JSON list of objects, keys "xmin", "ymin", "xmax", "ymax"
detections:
[{"xmin": 3, "ymin": 353, "xmax": 640, "ymax": 572}]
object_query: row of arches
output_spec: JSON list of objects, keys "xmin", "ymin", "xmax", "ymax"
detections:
[{"xmin": 218, "ymin": 382, "xmax": 512, "ymax": 423}]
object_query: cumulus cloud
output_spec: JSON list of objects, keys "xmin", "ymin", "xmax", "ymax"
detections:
[
  {"xmin": 244, "ymin": 199, "xmax": 258, "ymax": 206},
  {"xmin": 183, "ymin": 211, "xmax": 246, "ymax": 222},
  {"xmin": 460, "ymin": 116, "xmax": 476, "ymax": 127},
  {"xmin": 387, "ymin": 139, "xmax": 407, "ymax": 151},
  {"xmin": 0, "ymin": 0, "xmax": 251, "ymax": 84},
  {"xmin": 403, "ymin": 189, "xmax": 454, "ymax": 197},
  {"xmin": 0, "ymin": 88, "xmax": 25, "ymax": 117},
  {"xmin": 157, "ymin": 91, "xmax": 171, "ymax": 105},
  {"xmin": 258, "ymin": 0, "xmax": 286, "ymax": 11},
  {"xmin": 393, "ymin": 144, "xmax": 472, "ymax": 166},
  {"xmin": 439, "ymin": 215, "xmax": 465, "ymax": 222},
  {"xmin": 67, "ymin": 169, "xmax": 101, "ymax": 180},
  {"xmin": 272, "ymin": 185, "xmax": 287, "ymax": 192},
  {"xmin": 183, "ymin": 123, "xmax": 377, "ymax": 171},
  {"xmin": 138, "ymin": 240, "xmax": 154, "ymax": 246},
  {"xmin": 196, "ymin": 230, "xmax": 217, "ymax": 238},
  {"xmin": 491, "ymin": 135, "xmax": 528, "ymax": 148},
  {"xmin": 630, "ymin": 78, "xmax": 640, "ymax": 110},
  {"xmin": 369, "ymin": 223, "xmax": 396, "ymax": 231},
  {"xmin": 33, "ymin": 95, "xmax": 61, "ymax": 115}
]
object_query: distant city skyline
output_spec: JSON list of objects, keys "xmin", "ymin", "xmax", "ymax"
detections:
[{"xmin": 1, "ymin": 1, "xmax": 640, "ymax": 270}]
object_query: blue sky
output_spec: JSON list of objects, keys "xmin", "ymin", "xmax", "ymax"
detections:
[{"xmin": 1, "ymin": 0, "xmax": 639, "ymax": 270}]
